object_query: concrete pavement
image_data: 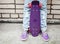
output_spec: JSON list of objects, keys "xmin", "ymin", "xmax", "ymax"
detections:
[{"xmin": 0, "ymin": 23, "xmax": 60, "ymax": 44}]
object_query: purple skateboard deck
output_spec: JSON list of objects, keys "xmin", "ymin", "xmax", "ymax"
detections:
[{"xmin": 30, "ymin": 1, "xmax": 41, "ymax": 37}]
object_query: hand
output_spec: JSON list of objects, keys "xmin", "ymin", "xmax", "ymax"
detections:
[
  {"xmin": 28, "ymin": 3, "xmax": 32, "ymax": 8},
  {"xmin": 39, "ymin": 2, "xmax": 42, "ymax": 8}
]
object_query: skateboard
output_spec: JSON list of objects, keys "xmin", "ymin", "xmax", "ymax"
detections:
[{"xmin": 28, "ymin": 1, "xmax": 42, "ymax": 37}]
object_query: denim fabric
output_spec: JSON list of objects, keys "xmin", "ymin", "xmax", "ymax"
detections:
[{"xmin": 23, "ymin": 0, "xmax": 47, "ymax": 32}]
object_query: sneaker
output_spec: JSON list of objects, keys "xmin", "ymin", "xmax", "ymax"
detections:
[
  {"xmin": 20, "ymin": 31, "xmax": 28, "ymax": 41},
  {"xmin": 42, "ymin": 32, "xmax": 49, "ymax": 41}
]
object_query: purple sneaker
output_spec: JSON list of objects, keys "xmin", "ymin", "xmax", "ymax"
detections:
[
  {"xmin": 20, "ymin": 32, "xmax": 28, "ymax": 41},
  {"xmin": 42, "ymin": 32, "xmax": 49, "ymax": 41}
]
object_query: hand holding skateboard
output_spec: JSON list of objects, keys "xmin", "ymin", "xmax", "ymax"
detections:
[{"xmin": 28, "ymin": 2, "xmax": 42, "ymax": 8}]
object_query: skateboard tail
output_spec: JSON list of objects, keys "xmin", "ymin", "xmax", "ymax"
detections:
[{"xmin": 30, "ymin": 27, "xmax": 41, "ymax": 37}]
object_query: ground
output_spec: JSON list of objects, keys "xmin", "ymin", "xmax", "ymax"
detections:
[{"xmin": 0, "ymin": 23, "xmax": 60, "ymax": 44}]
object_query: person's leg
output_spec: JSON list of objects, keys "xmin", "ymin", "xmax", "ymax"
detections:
[
  {"xmin": 23, "ymin": 0, "xmax": 32, "ymax": 31},
  {"xmin": 38, "ymin": 0, "xmax": 49, "ymax": 41},
  {"xmin": 38, "ymin": 0, "xmax": 47, "ymax": 32},
  {"xmin": 21, "ymin": 0, "xmax": 32, "ymax": 40}
]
